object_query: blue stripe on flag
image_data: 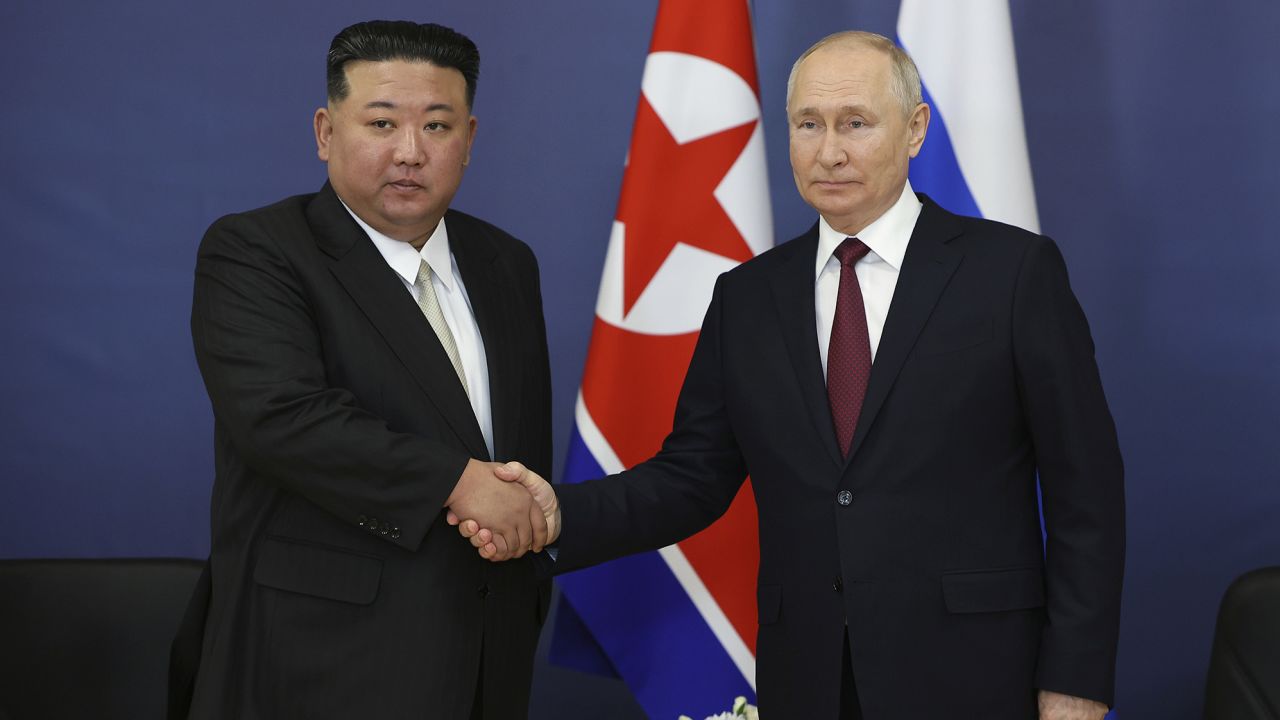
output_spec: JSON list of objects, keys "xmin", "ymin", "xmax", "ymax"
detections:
[
  {"xmin": 903, "ymin": 78, "xmax": 983, "ymax": 219},
  {"xmin": 548, "ymin": 586, "xmax": 620, "ymax": 678},
  {"xmin": 553, "ymin": 425, "xmax": 755, "ymax": 720}
]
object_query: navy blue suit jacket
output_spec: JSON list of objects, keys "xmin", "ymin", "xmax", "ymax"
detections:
[{"xmin": 555, "ymin": 195, "xmax": 1124, "ymax": 718}]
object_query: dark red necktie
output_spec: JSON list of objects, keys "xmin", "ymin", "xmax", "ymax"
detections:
[{"xmin": 828, "ymin": 238, "xmax": 872, "ymax": 457}]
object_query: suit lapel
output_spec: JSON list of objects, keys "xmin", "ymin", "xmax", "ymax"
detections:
[
  {"xmin": 307, "ymin": 185, "xmax": 489, "ymax": 460},
  {"xmin": 846, "ymin": 196, "xmax": 965, "ymax": 462},
  {"xmin": 771, "ymin": 226, "xmax": 845, "ymax": 469},
  {"xmin": 447, "ymin": 212, "xmax": 521, "ymax": 462}
]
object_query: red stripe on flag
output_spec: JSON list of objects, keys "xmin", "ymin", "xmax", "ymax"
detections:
[{"xmin": 581, "ymin": 319, "xmax": 695, "ymax": 466}]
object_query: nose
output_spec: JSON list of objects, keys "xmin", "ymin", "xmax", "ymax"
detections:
[
  {"xmin": 817, "ymin": 127, "xmax": 846, "ymax": 169},
  {"xmin": 393, "ymin": 128, "xmax": 425, "ymax": 166}
]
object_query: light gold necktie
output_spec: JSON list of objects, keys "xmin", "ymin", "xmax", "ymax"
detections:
[{"xmin": 414, "ymin": 260, "xmax": 469, "ymax": 396}]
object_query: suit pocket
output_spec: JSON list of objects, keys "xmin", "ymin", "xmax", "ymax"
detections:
[
  {"xmin": 941, "ymin": 566, "xmax": 1045, "ymax": 614},
  {"xmin": 915, "ymin": 317, "xmax": 993, "ymax": 357},
  {"xmin": 758, "ymin": 584, "xmax": 782, "ymax": 625},
  {"xmin": 254, "ymin": 536, "xmax": 383, "ymax": 605}
]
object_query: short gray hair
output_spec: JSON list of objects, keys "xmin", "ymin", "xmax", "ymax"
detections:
[{"xmin": 785, "ymin": 31, "xmax": 922, "ymax": 117}]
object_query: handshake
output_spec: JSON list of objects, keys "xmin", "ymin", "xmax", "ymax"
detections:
[{"xmin": 444, "ymin": 459, "xmax": 560, "ymax": 561}]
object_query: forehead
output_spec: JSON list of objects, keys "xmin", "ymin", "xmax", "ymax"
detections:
[
  {"xmin": 341, "ymin": 59, "xmax": 467, "ymax": 100},
  {"xmin": 789, "ymin": 44, "xmax": 892, "ymax": 110}
]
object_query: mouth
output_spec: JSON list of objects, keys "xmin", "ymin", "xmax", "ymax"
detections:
[{"xmin": 387, "ymin": 179, "xmax": 425, "ymax": 192}]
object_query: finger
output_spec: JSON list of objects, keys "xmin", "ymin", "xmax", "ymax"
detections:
[
  {"xmin": 494, "ymin": 461, "xmax": 524, "ymax": 482},
  {"xmin": 547, "ymin": 507, "xmax": 561, "ymax": 545},
  {"xmin": 487, "ymin": 532, "xmax": 512, "ymax": 560},
  {"xmin": 468, "ymin": 526, "xmax": 493, "ymax": 548},
  {"xmin": 481, "ymin": 542, "xmax": 500, "ymax": 560},
  {"xmin": 529, "ymin": 502, "xmax": 548, "ymax": 552},
  {"xmin": 491, "ymin": 530, "xmax": 512, "ymax": 558},
  {"xmin": 458, "ymin": 519, "xmax": 480, "ymax": 538},
  {"xmin": 446, "ymin": 510, "xmax": 460, "ymax": 526},
  {"xmin": 513, "ymin": 518, "xmax": 533, "ymax": 559}
]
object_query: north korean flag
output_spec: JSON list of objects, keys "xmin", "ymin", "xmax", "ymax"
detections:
[{"xmin": 550, "ymin": 1, "xmax": 773, "ymax": 718}]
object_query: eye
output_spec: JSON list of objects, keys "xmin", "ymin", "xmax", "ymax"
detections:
[
  {"xmin": 850, "ymin": 120, "xmax": 865, "ymax": 129},
  {"xmin": 425, "ymin": 122, "xmax": 448, "ymax": 132},
  {"xmin": 800, "ymin": 120, "xmax": 818, "ymax": 130},
  {"xmin": 371, "ymin": 119, "xmax": 392, "ymax": 129}
]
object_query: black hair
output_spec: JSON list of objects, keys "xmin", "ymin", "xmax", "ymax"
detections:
[{"xmin": 326, "ymin": 20, "xmax": 480, "ymax": 108}]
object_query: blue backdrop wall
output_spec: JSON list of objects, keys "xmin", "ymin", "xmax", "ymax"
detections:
[{"xmin": 2, "ymin": 1, "xmax": 1277, "ymax": 717}]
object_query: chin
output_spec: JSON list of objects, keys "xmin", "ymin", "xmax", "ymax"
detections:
[{"xmin": 813, "ymin": 201, "xmax": 862, "ymax": 220}]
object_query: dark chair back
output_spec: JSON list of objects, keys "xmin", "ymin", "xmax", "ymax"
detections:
[
  {"xmin": 0, "ymin": 558, "xmax": 204, "ymax": 720},
  {"xmin": 1204, "ymin": 566, "xmax": 1280, "ymax": 719}
]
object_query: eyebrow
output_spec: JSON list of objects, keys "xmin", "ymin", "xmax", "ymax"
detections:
[
  {"xmin": 793, "ymin": 104, "xmax": 871, "ymax": 116},
  {"xmin": 364, "ymin": 100, "xmax": 458, "ymax": 113}
]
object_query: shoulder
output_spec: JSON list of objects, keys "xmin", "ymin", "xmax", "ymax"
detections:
[
  {"xmin": 198, "ymin": 192, "xmax": 319, "ymax": 266},
  {"xmin": 446, "ymin": 208, "xmax": 538, "ymax": 266},
  {"xmin": 716, "ymin": 226, "xmax": 819, "ymax": 288},
  {"xmin": 206, "ymin": 192, "xmax": 316, "ymax": 238},
  {"xmin": 920, "ymin": 195, "xmax": 1053, "ymax": 257},
  {"xmin": 913, "ymin": 198, "xmax": 1080, "ymax": 305}
]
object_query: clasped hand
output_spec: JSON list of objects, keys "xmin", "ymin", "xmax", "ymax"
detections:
[{"xmin": 446, "ymin": 460, "xmax": 559, "ymax": 561}]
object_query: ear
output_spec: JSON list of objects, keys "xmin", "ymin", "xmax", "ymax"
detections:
[
  {"xmin": 314, "ymin": 107, "xmax": 333, "ymax": 162},
  {"xmin": 462, "ymin": 115, "xmax": 478, "ymax": 167},
  {"xmin": 907, "ymin": 102, "xmax": 930, "ymax": 159}
]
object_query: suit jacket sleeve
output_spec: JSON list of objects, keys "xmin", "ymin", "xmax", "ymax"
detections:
[
  {"xmin": 555, "ymin": 276, "xmax": 748, "ymax": 571},
  {"xmin": 191, "ymin": 212, "xmax": 469, "ymax": 552},
  {"xmin": 1013, "ymin": 236, "xmax": 1125, "ymax": 705}
]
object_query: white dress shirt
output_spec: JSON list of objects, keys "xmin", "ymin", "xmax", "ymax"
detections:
[
  {"xmin": 343, "ymin": 205, "xmax": 495, "ymax": 459},
  {"xmin": 815, "ymin": 181, "xmax": 923, "ymax": 377}
]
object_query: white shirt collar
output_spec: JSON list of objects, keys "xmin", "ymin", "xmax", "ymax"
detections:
[
  {"xmin": 339, "ymin": 201, "xmax": 456, "ymax": 291},
  {"xmin": 814, "ymin": 181, "xmax": 922, "ymax": 280}
]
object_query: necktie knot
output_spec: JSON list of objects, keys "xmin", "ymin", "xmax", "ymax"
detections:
[
  {"xmin": 834, "ymin": 238, "xmax": 870, "ymax": 267},
  {"xmin": 416, "ymin": 260, "xmax": 434, "ymax": 287}
]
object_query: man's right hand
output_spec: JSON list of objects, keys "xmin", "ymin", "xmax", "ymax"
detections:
[
  {"xmin": 447, "ymin": 462, "xmax": 559, "ymax": 561},
  {"xmin": 444, "ymin": 459, "xmax": 547, "ymax": 559}
]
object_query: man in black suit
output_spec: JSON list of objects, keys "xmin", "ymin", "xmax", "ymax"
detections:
[
  {"xmin": 181, "ymin": 20, "xmax": 553, "ymax": 719},
  {"xmin": 456, "ymin": 31, "xmax": 1123, "ymax": 720}
]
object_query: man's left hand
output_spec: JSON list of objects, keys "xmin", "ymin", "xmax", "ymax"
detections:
[{"xmin": 1038, "ymin": 690, "xmax": 1108, "ymax": 720}]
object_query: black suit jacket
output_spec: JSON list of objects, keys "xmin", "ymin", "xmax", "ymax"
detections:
[
  {"xmin": 183, "ymin": 183, "xmax": 552, "ymax": 719},
  {"xmin": 554, "ymin": 195, "xmax": 1124, "ymax": 718}
]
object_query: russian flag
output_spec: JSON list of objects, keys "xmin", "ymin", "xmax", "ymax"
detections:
[
  {"xmin": 897, "ymin": 0, "xmax": 1040, "ymax": 232},
  {"xmin": 549, "ymin": 0, "xmax": 772, "ymax": 718}
]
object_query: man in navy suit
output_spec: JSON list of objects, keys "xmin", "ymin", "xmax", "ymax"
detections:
[{"xmin": 458, "ymin": 30, "xmax": 1123, "ymax": 720}]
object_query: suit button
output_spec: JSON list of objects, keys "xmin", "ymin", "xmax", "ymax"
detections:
[
  {"xmin": 357, "ymin": 515, "xmax": 368, "ymax": 528},
  {"xmin": 367, "ymin": 516, "xmax": 379, "ymax": 531},
  {"xmin": 836, "ymin": 490, "xmax": 853, "ymax": 506},
  {"xmin": 379, "ymin": 522, "xmax": 390, "ymax": 535},
  {"xmin": 833, "ymin": 577, "xmax": 843, "ymax": 593},
  {"xmin": 390, "ymin": 527, "xmax": 401, "ymax": 540},
  {"xmin": 478, "ymin": 585, "xmax": 490, "ymax": 599}
]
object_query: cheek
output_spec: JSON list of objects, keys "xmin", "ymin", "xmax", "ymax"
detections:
[
  {"xmin": 354, "ymin": 143, "xmax": 392, "ymax": 172},
  {"xmin": 332, "ymin": 141, "xmax": 385, "ymax": 180},
  {"xmin": 439, "ymin": 137, "xmax": 471, "ymax": 165},
  {"xmin": 789, "ymin": 138, "xmax": 816, "ymax": 167},
  {"xmin": 859, "ymin": 141, "xmax": 894, "ymax": 173}
]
